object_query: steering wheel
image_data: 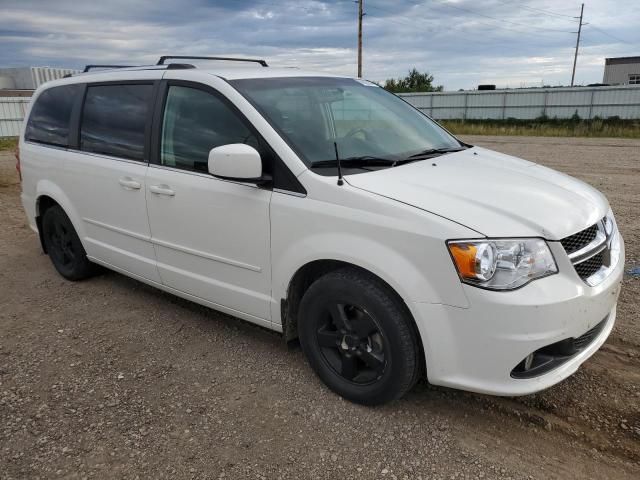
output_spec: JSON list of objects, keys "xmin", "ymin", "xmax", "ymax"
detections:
[{"xmin": 343, "ymin": 127, "xmax": 371, "ymax": 141}]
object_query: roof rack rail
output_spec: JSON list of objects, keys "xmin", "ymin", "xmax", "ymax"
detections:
[
  {"xmin": 157, "ymin": 56, "xmax": 268, "ymax": 67},
  {"xmin": 83, "ymin": 65, "xmax": 134, "ymax": 73},
  {"xmin": 166, "ymin": 63, "xmax": 196, "ymax": 70}
]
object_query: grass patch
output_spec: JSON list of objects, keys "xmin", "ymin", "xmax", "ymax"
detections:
[
  {"xmin": 0, "ymin": 137, "xmax": 18, "ymax": 152},
  {"xmin": 440, "ymin": 117, "xmax": 640, "ymax": 138}
]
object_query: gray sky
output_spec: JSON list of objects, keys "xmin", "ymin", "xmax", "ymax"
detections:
[{"xmin": 1, "ymin": 0, "xmax": 638, "ymax": 90}]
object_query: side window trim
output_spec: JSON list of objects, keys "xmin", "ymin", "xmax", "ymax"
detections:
[
  {"xmin": 68, "ymin": 83, "xmax": 86, "ymax": 149},
  {"xmin": 145, "ymin": 80, "xmax": 162, "ymax": 163},
  {"xmin": 78, "ymin": 80, "xmax": 159, "ymax": 163},
  {"xmin": 149, "ymin": 80, "xmax": 169, "ymax": 165},
  {"xmin": 150, "ymin": 79, "xmax": 306, "ymax": 195}
]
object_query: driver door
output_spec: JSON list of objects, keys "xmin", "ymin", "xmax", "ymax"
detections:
[{"xmin": 145, "ymin": 80, "xmax": 272, "ymax": 322}]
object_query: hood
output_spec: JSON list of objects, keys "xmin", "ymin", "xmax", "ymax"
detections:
[{"xmin": 346, "ymin": 146, "xmax": 608, "ymax": 240}]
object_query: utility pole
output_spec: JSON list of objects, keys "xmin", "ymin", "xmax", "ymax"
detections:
[
  {"xmin": 357, "ymin": 0, "xmax": 364, "ymax": 78},
  {"xmin": 571, "ymin": 3, "xmax": 585, "ymax": 87}
]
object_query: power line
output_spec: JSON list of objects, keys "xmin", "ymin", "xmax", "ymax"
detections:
[
  {"xmin": 426, "ymin": 0, "xmax": 574, "ymax": 33},
  {"xmin": 242, "ymin": 0, "xmax": 634, "ymax": 49},
  {"xmin": 364, "ymin": 1, "xmax": 572, "ymax": 37},
  {"xmin": 250, "ymin": 0, "xmax": 566, "ymax": 54},
  {"xmin": 493, "ymin": 0, "xmax": 578, "ymax": 19},
  {"xmin": 364, "ymin": 10, "xmax": 562, "ymax": 47},
  {"xmin": 585, "ymin": 24, "xmax": 629, "ymax": 44},
  {"xmin": 251, "ymin": 0, "xmax": 633, "ymax": 84}
]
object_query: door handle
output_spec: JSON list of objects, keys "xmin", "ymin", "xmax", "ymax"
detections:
[
  {"xmin": 118, "ymin": 177, "xmax": 141, "ymax": 190},
  {"xmin": 149, "ymin": 184, "xmax": 175, "ymax": 196}
]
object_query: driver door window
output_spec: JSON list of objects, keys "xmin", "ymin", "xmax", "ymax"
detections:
[{"xmin": 161, "ymin": 86, "xmax": 259, "ymax": 172}]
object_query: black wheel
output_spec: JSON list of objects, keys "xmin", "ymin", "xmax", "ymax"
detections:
[
  {"xmin": 298, "ymin": 268, "xmax": 422, "ymax": 405},
  {"xmin": 42, "ymin": 205, "xmax": 96, "ymax": 281}
]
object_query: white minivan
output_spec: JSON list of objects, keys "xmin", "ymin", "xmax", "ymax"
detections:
[{"xmin": 18, "ymin": 56, "xmax": 624, "ymax": 405}]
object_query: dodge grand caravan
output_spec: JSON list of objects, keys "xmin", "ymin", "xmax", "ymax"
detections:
[{"xmin": 18, "ymin": 56, "xmax": 624, "ymax": 405}]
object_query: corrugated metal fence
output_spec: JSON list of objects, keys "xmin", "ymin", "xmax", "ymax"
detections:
[
  {"xmin": 399, "ymin": 85, "xmax": 640, "ymax": 120},
  {"xmin": 3, "ymin": 85, "xmax": 640, "ymax": 137},
  {"xmin": 0, "ymin": 96, "xmax": 30, "ymax": 137},
  {"xmin": 0, "ymin": 67, "xmax": 78, "ymax": 90},
  {"xmin": 30, "ymin": 68, "xmax": 77, "ymax": 89}
]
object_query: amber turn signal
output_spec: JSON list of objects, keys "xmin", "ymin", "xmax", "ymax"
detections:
[{"xmin": 448, "ymin": 243, "xmax": 479, "ymax": 279}]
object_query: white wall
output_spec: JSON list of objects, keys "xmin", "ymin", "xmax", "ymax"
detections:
[{"xmin": 603, "ymin": 63, "xmax": 640, "ymax": 85}]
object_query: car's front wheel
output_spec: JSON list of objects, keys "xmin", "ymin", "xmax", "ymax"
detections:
[{"xmin": 298, "ymin": 268, "xmax": 422, "ymax": 405}]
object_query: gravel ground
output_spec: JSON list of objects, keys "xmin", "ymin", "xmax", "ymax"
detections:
[{"xmin": 1, "ymin": 136, "xmax": 639, "ymax": 479}]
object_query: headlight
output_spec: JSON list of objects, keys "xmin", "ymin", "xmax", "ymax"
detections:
[
  {"xmin": 447, "ymin": 238, "xmax": 558, "ymax": 290},
  {"xmin": 604, "ymin": 209, "xmax": 616, "ymax": 236}
]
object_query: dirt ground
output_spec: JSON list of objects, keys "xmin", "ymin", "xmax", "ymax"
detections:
[{"xmin": 1, "ymin": 136, "xmax": 639, "ymax": 480}]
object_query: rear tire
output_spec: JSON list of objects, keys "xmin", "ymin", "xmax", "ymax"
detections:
[
  {"xmin": 298, "ymin": 268, "xmax": 422, "ymax": 405},
  {"xmin": 42, "ymin": 205, "xmax": 96, "ymax": 281}
]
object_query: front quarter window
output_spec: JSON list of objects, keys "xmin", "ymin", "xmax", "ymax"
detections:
[{"xmin": 230, "ymin": 76, "xmax": 462, "ymax": 172}]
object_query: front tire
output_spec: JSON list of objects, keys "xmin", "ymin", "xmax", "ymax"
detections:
[
  {"xmin": 298, "ymin": 268, "xmax": 422, "ymax": 405},
  {"xmin": 42, "ymin": 205, "xmax": 96, "ymax": 281}
]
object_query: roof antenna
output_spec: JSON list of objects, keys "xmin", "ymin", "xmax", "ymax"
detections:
[{"xmin": 333, "ymin": 141, "xmax": 344, "ymax": 186}]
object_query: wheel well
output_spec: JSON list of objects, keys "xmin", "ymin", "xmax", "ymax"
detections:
[
  {"xmin": 282, "ymin": 261, "xmax": 425, "ymax": 367},
  {"xmin": 35, "ymin": 195, "xmax": 60, "ymax": 253}
]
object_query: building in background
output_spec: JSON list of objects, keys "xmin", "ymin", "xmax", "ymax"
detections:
[
  {"xmin": 603, "ymin": 57, "xmax": 640, "ymax": 85},
  {"xmin": 0, "ymin": 66, "xmax": 79, "ymax": 137},
  {"xmin": 0, "ymin": 66, "xmax": 78, "ymax": 90}
]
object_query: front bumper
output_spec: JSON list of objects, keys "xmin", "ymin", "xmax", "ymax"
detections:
[{"xmin": 411, "ymin": 237, "xmax": 625, "ymax": 396}]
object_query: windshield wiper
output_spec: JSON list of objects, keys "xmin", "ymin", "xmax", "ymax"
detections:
[
  {"xmin": 392, "ymin": 146, "xmax": 467, "ymax": 166},
  {"xmin": 310, "ymin": 156, "xmax": 395, "ymax": 168},
  {"xmin": 406, "ymin": 146, "xmax": 467, "ymax": 159}
]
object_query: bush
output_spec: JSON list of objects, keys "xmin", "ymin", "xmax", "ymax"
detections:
[
  {"xmin": 439, "ymin": 118, "xmax": 640, "ymax": 138},
  {"xmin": 0, "ymin": 137, "xmax": 18, "ymax": 151}
]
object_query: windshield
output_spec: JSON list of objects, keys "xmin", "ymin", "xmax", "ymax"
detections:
[{"xmin": 230, "ymin": 77, "xmax": 462, "ymax": 169}]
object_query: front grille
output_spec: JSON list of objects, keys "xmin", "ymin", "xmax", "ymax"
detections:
[
  {"xmin": 574, "ymin": 252, "xmax": 605, "ymax": 279},
  {"xmin": 560, "ymin": 219, "xmax": 609, "ymax": 283},
  {"xmin": 560, "ymin": 223, "xmax": 598, "ymax": 254},
  {"xmin": 573, "ymin": 318, "xmax": 607, "ymax": 351}
]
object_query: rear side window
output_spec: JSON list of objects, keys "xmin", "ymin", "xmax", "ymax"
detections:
[
  {"xmin": 25, "ymin": 84, "xmax": 80, "ymax": 147},
  {"xmin": 160, "ymin": 85, "xmax": 258, "ymax": 172},
  {"xmin": 81, "ymin": 84, "xmax": 153, "ymax": 161}
]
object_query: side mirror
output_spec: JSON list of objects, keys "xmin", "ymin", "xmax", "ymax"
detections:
[{"xmin": 208, "ymin": 144, "xmax": 270, "ymax": 184}]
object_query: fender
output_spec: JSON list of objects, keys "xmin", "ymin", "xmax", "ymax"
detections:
[
  {"xmin": 35, "ymin": 179, "xmax": 87, "ymax": 248},
  {"xmin": 270, "ymin": 231, "xmax": 471, "ymax": 326}
]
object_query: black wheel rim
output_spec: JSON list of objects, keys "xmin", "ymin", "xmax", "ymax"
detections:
[
  {"xmin": 47, "ymin": 221, "xmax": 76, "ymax": 269},
  {"xmin": 315, "ymin": 303, "xmax": 387, "ymax": 385}
]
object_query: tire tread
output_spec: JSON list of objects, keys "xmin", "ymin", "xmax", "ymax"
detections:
[
  {"xmin": 42, "ymin": 206, "xmax": 97, "ymax": 281},
  {"xmin": 299, "ymin": 267, "xmax": 422, "ymax": 405}
]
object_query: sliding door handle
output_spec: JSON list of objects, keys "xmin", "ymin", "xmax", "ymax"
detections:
[
  {"xmin": 118, "ymin": 177, "xmax": 141, "ymax": 190},
  {"xmin": 149, "ymin": 185, "xmax": 175, "ymax": 196}
]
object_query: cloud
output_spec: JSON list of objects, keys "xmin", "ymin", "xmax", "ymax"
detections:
[{"xmin": 0, "ymin": 0, "xmax": 637, "ymax": 89}]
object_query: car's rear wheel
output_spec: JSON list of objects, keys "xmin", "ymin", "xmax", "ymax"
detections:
[
  {"xmin": 42, "ymin": 205, "xmax": 96, "ymax": 281},
  {"xmin": 298, "ymin": 268, "xmax": 422, "ymax": 405}
]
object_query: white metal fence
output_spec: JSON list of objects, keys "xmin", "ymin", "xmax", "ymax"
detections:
[
  {"xmin": 0, "ymin": 96, "xmax": 30, "ymax": 137},
  {"xmin": 3, "ymin": 85, "xmax": 640, "ymax": 137},
  {"xmin": 399, "ymin": 85, "xmax": 640, "ymax": 120}
]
